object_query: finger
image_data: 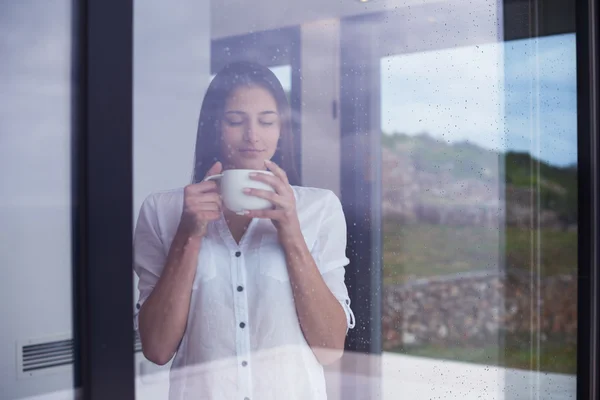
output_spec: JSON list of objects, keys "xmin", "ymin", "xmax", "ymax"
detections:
[
  {"xmin": 243, "ymin": 188, "xmax": 289, "ymax": 208},
  {"xmin": 204, "ymin": 161, "xmax": 223, "ymax": 180},
  {"xmin": 264, "ymin": 160, "xmax": 289, "ymax": 184},
  {"xmin": 186, "ymin": 180, "xmax": 218, "ymax": 195},
  {"xmin": 249, "ymin": 172, "xmax": 288, "ymax": 194},
  {"xmin": 186, "ymin": 194, "xmax": 221, "ymax": 210},
  {"xmin": 245, "ymin": 208, "xmax": 283, "ymax": 220},
  {"xmin": 199, "ymin": 211, "xmax": 221, "ymax": 221},
  {"xmin": 188, "ymin": 202, "xmax": 222, "ymax": 213},
  {"xmin": 195, "ymin": 192, "xmax": 221, "ymax": 204},
  {"xmin": 185, "ymin": 186, "xmax": 218, "ymax": 203},
  {"xmin": 190, "ymin": 202, "xmax": 221, "ymax": 212}
]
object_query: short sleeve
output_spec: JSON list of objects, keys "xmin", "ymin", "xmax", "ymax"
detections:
[
  {"xmin": 311, "ymin": 192, "xmax": 356, "ymax": 331},
  {"xmin": 133, "ymin": 194, "xmax": 167, "ymax": 331}
]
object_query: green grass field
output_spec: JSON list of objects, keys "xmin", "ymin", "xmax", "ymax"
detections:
[{"xmin": 383, "ymin": 222, "xmax": 578, "ymax": 285}]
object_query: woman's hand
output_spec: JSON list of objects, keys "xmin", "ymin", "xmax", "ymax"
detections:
[
  {"xmin": 244, "ymin": 160, "xmax": 301, "ymax": 240},
  {"xmin": 179, "ymin": 162, "xmax": 223, "ymax": 237}
]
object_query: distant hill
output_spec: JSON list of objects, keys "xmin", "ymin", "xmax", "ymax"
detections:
[
  {"xmin": 382, "ymin": 132, "xmax": 577, "ymax": 226},
  {"xmin": 384, "ymin": 132, "xmax": 501, "ymax": 180},
  {"xmin": 505, "ymin": 151, "xmax": 577, "ymax": 224}
]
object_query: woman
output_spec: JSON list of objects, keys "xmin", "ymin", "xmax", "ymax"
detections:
[{"xmin": 133, "ymin": 61, "xmax": 355, "ymax": 400}]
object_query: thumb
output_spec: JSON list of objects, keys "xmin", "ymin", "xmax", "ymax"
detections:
[{"xmin": 204, "ymin": 161, "xmax": 223, "ymax": 179}]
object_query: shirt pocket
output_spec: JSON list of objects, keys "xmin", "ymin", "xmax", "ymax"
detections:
[
  {"xmin": 258, "ymin": 234, "xmax": 290, "ymax": 282},
  {"xmin": 192, "ymin": 243, "xmax": 216, "ymax": 289}
]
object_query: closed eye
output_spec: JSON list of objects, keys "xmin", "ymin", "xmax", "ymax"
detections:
[{"xmin": 225, "ymin": 119, "xmax": 244, "ymax": 126}]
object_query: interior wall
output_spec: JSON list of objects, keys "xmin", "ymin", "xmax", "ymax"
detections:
[
  {"xmin": 300, "ymin": 20, "xmax": 342, "ymax": 196},
  {"xmin": 133, "ymin": 0, "xmax": 211, "ymax": 214},
  {"xmin": 211, "ymin": 0, "xmax": 446, "ymax": 39},
  {"xmin": 0, "ymin": 1, "xmax": 74, "ymax": 398}
]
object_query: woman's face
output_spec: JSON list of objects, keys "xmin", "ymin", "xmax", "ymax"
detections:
[{"xmin": 220, "ymin": 85, "xmax": 281, "ymax": 171}]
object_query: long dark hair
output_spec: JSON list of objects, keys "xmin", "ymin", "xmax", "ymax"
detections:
[{"xmin": 192, "ymin": 61, "xmax": 299, "ymax": 185}]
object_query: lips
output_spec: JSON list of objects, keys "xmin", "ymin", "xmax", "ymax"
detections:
[{"xmin": 239, "ymin": 148, "xmax": 264, "ymax": 153}]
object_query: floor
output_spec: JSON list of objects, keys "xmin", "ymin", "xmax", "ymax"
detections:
[{"xmin": 19, "ymin": 352, "xmax": 576, "ymax": 400}]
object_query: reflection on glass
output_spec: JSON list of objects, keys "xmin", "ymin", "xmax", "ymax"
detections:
[
  {"xmin": 210, "ymin": 65, "xmax": 291, "ymax": 95},
  {"xmin": 380, "ymin": 29, "xmax": 577, "ymax": 399},
  {"xmin": 0, "ymin": 1, "xmax": 75, "ymax": 399},
  {"xmin": 503, "ymin": 33, "xmax": 578, "ymax": 383}
]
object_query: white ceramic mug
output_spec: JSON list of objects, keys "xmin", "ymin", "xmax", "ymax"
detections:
[{"xmin": 204, "ymin": 169, "xmax": 275, "ymax": 215}]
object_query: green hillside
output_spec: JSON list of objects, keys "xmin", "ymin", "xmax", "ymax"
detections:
[
  {"xmin": 505, "ymin": 151, "xmax": 577, "ymax": 223},
  {"xmin": 383, "ymin": 132, "xmax": 498, "ymax": 180},
  {"xmin": 383, "ymin": 132, "xmax": 578, "ymax": 223}
]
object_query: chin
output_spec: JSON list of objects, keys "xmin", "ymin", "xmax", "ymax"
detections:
[
  {"xmin": 232, "ymin": 161, "xmax": 265, "ymax": 170},
  {"xmin": 235, "ymin": 153, "xmax": 269, "ymax": 169}
]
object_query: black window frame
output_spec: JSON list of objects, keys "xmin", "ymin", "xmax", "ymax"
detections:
[
  {"xmin": 575, "ymin": 0, "xmax": 599, "ymax": 396},
  {"xmin": 72, "ymin": 0, "xmax": 135, "ymax": 398}
]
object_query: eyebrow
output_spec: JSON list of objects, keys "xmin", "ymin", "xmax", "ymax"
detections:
[{"xmin": 224, "ymin": 110, "xmax": 278, "ymax": 116}]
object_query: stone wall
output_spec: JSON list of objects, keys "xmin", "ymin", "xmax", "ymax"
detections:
[{"xmin": 382, "ymin": 269, "xmax": 577, "ymax": 350}]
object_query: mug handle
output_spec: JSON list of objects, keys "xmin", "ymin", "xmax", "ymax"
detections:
[{"xmin": 203, "ymin": 174, "xmax": 223, "ymax": 182}]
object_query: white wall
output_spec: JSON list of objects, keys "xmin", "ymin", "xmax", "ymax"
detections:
[
  {"xmin": 0, "ymin": 1, "xmax": 74, "ymax": 398},
  {"xmin": 133, "ymin": 0, "xmax": 211, "ymax": 213},
  {"xmin": 300, "ymin": 20, "xmax": 342, "ymax": 196},
  {"xmin": 211, "ymin": 0, "xmax": 448, "ymax": 39}
]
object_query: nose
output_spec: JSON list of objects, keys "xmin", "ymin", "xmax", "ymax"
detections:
[{"xmin": 243, "ymin": 121, "xmax": 260, "ymax": 143}]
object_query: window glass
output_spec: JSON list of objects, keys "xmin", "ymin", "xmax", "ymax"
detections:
[{"xmin": 133, "ymin": 0, "xmax": 578, "ymax": 398}]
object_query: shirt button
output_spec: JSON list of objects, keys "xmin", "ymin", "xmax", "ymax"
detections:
[
  {"xmin": 136, "ymin": 303, "xmax": 140, "ymax": 310},
  {"xmin": 235, "ymin": 251, "xmax": 242, "ymax": 257},
  {"xmin": 237, "ymin": 286, "xmax": 244, "ymax": 292},
  {"xmin": 242, "ymin": 361, "xmax": 248, "ymax": 367},
  {"xmin": 239, "ymin": 322, "xmax": 246, "ymax": 328}
]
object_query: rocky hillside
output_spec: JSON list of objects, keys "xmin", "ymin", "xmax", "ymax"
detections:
[{"xmin": 382, "ymin": 133, "xmax": 577, "ymax": 229}]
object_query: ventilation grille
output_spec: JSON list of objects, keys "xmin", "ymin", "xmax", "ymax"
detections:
[
  {"xmin": 18, "ymin": 335, "xmax": 72, "ymax": 379},
  {"xmin": 18, "ymin": 332, "xmax": 142, "ymax": 378},
  {"xmin": 22, "ymin": 339, "xmax": 73, "ymax": 372},
  {"xmin": 134, "ymin": 331, "xmax": 142, "ymax": 353}
]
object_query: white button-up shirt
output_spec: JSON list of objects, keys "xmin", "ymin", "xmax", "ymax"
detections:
[{"xmin": 133, "ymin": 185, "xmax": 355, "ymax": 400}]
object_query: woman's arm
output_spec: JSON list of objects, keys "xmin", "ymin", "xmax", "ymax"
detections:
[
  {"xmin": 280, "ymin": 234, "xmax": 348, "ymax": 364},
  {"xmin": 138, "ymin": 228, "xmax": 203, "ymax": 365},
  {"xmin": 136, "ymin": 163, "xmax": 222, "ymax": 365},
  {"xmin": 245, "ymin": 160, "xmax": 350, "ymax": 365}
]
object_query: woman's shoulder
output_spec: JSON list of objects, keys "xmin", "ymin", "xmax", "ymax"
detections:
[
  {"xmin": 291, "ymin": 186, "xmax": 346, "ymax": 235},
  {"xmin": 291, "ymin": 185, "xmax": 341, "ymax": 211},
  {"xmin": 139, "ymin": 187, "xmax": 184, "ymax": 213}
]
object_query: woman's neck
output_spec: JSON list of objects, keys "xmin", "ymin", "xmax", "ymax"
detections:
[{"xmin": 223, "ymin": 208, "xmax": 252, "ymax": 244}]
